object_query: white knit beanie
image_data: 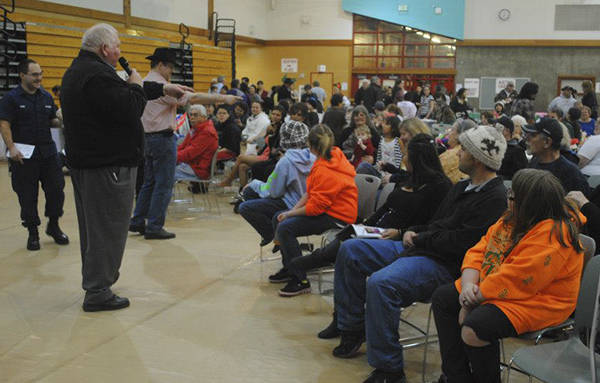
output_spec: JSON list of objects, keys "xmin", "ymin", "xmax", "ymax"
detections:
[{"xmin": 458, "ymin": 125, "xmax": 507, "ymax": 171}]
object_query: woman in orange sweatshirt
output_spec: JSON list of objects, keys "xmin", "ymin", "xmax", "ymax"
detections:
[
  {"xmin": 271, "ymin": 124, "xmax": 358, "ymax": 297},
  {"xmin": 431, "ymin": 168, "xmax": 585, "ymax": 383}
]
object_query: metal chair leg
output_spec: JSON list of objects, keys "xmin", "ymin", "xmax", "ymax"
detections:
[
  {"xmin": 506, "ymin": 358, "xmax": 514, "ymax": 382},
  {"xmin": 422, "ymin": 305, "xmax": 434, "ymax": 383}
]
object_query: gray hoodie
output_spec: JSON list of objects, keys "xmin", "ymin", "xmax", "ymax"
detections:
[{"xmin": 247, "ymin": 148, "xmax": 315, "ymax": 208}]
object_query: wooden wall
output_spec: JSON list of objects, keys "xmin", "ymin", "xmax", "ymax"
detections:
[{"xmin": 8, "ymin": 8, "xmax": 231, "ymax": 99}]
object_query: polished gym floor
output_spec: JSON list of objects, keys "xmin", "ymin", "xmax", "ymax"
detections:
[{"xmin": 0, "ymin": 161, "xmax": 532, "ymax": 382}]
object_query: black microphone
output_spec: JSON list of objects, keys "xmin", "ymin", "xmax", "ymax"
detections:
[{"xmin": 118, "ymin": 57, "xmax": 132, "ymax": 76}]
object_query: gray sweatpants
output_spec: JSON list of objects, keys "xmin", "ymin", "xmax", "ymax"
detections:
[{"xmin": 71, "ymin": 166, "xmax": 136, "ymax": 304}]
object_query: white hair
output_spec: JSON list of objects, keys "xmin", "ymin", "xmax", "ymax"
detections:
[
  {"xmin": 188, "ymin": 104, "xmax": 207, "ymax": 116},
  {"xmin": 81, "ymin": 23, "xmax": 119, "ymax": 52},
  {"xmin": 511, "ymin": 115, "xmax": 527, "ymax": 127}
]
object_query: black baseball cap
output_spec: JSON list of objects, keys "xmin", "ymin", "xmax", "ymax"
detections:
[
  {"xmin": 496, "ymin": 116, "xmax": 514, "ymax": 134},
  {"xmin": 522, "ymin": 118, "xmax": 563, "ymax": 144}
]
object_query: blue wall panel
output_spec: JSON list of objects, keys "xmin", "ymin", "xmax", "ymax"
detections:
[{"xmin": 342, "ymin": 0, "xmax": 464, "ymax": 40}]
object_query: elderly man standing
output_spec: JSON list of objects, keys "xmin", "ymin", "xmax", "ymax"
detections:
[
  {"xmin": 61, "ymin": 23, "xmax": 236, "ymax": 312},
  {"xmin": 61, "ymin": 23, "xmax": 147, "ymax": 312},
  {"xmin": 494, "ymin": 82, "xmax": 518, "ymax": 111}
]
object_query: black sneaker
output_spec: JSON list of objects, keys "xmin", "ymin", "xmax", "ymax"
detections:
[
  {"xmin": 279, "ymin": 279, "xmax": 311, "ymax": 297},
  {"xmin": 299, "ymin": 243, "xmax": 314, "ymax": 253},
  {"xmin": 268, "ymin": 268, "xmax": 291, "ymax": 283},
  {"xmin": 332, "ymin": 330, "xmax": 365, "ymax": 358},
  {"xmin": 318, "ymin": 312, "xmax": 340, "ymax": 339},
  {"xmin": 259, "ymin": 238, "xmax": 272, "ymax": 247},
  {"xmin": 363, "ymin": 369, "xmax": 407, "ymax": 383}
]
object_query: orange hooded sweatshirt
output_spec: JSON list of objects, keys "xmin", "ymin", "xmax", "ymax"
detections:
[
  {"xmin": 305, "ymin": 146, "xmax": 358, "ymax": 224},
  {"xmin": 456, "ymin": 214, "xmax": 585, "ymax": 334}
]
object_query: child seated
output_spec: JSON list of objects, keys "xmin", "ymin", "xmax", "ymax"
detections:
[{"xmin": 351, "ymin": 125, "xmax": 375, "ymax": 168}]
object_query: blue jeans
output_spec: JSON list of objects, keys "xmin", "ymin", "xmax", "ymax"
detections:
[
  {"xmin": 274, "ymin": 211, "xmax": 341, "ymax": 280},
  {"xmin": 239, "ymin": 194, "xmax": 288, "ymax": 244},
  {"xmin": 131, "ymin": 134, "xmax": 177, "ymax": 233},
  {"xmin": 334, "ymin": 238, "xmax": 453, "ymax": 372},
  {"xmin": 174, "ymin": 163, "xmax": 197, "ymax": 180}
]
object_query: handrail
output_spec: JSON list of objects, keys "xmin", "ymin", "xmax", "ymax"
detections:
[{"xmin": 0, "ymin": 0, "xmax": 15, "ymax": 14}]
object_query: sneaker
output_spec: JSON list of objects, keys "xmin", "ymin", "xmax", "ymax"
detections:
[
  {"xmin": 332, "ymin": 330, "xmax": 365, "ymax": 358},
  {"xmin": 259, "ymin": 238, "xmax": 272, "ymax": 247},
  {"xmin": 318, "ymin": 312, "xmax": 340, "ymax": 339},
  {"xmin": 279, "ymin": 279, "xmax": 311, "ymax": 297},
  {"xmin": 268, "ymin": 268, "xmax": 291, "ymax": 283},
  {"xmin": 363, "ymin": 369, "xmax": 407, "ymax": 383},
  {"xmin": 299, "ymin": 243, "xmax": 314, "ymax": 253}
]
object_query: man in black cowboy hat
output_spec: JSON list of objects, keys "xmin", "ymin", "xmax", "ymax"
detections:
[{"xmin": 129, "ymin": 47, "xmax": 239, "ymax": 240}]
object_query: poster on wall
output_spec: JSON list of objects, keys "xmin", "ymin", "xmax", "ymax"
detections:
[
  {"xmin": 495, "ymin": 78, "xmax": 516, "ymax": 94},
  {"xmin": 382, "ymin": 79, "xmax": 395, "ymax": 88},
  {"xmin": 281, "ymin": 58, "xmax": 298, "ymax": 73},
  {"xmin": 464, "ymin": 78, "xmax": 480, "ymax": 98}
]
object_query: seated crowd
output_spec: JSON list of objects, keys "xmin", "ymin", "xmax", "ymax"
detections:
[{"xmin": 175, "ymin": 74, "xmax": 600, "ymax": 383}]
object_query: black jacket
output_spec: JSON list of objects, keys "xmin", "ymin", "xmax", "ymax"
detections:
[
  {"xmin": 215, "ymin": 117, "xmax": 241, "ymax": 155},
  {"xmin": 583, "ymin": 92, "xmax": 599, "ymax": 120},
  {"xmin": 363, "ymin": 84, "xmax": 383, "ymax": 113},
  {"xmin": 322, "ymin": 107, "xmax": 347, "ymax": 146},
  {"xmin": 498, "ymin": 139, "xmax": 528, "ymax": 180},
  {"xmin": 277, "ymin": 85, "xmax": 292, "ymax": 103},
  {"xmin": 61, "ymin": 50, "xmax": 147, "ymax": 169},
  {"xmin": 354, "ymin": 87, "xmax": 366, "ymax": 106},
  {"xmin": 405, "ymin": 177, "xmax": 507, "ymax": 278},
  {"xmin": 365, "ymin": 177, "xmax": 452, "ymax": 231}
]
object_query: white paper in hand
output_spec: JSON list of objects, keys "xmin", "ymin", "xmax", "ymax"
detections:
[
  {"xmin": 7, "ymin": 143, "xmax": 35, "ymax": 159},
  {"xmin": 245, "ymin": 143, "xmax": 258, "ymax": 156}
]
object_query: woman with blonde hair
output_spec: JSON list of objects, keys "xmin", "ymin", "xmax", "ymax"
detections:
[
  {"xmin": 270, "ymin": 124, "xmax": 358, "ymax": 296},
  {"xmin": 382, "ymin": 118, "xmax": 433, "ymax": 184}
]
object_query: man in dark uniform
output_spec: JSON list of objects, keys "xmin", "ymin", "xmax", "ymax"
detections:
[{"xmin": 0, "ymin": 58, "xmax": 69, "ymax": 251}]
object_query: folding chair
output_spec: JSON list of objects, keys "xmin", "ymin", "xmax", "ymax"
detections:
[
  {"xmin": 355, "ymin": 174, "xmax": 381, "ymax": 221},
  {"xmin": 507, "ymin": 255, "xmax": 600, "ymax": 383},
  {"xmin": 376, "ymin": 182, "xmax": 395, "ymax": 211},
  {"xmin": 588, "ymin": 175, "xmax": 600, "ymax": 189},
  {"xmin": 173, "ymin": 150, "xmax": 221, "ymax": 214}
]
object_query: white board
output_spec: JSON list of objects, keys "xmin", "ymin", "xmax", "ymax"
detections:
[
  {"xmin": 281, "ymin": 58, "xmax": 298, "ymax": 73},
  {"xmin": 464, "ymin": 78, "xmax": 480, "ymax": 98}
]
